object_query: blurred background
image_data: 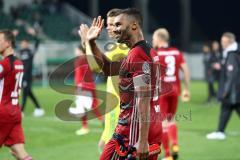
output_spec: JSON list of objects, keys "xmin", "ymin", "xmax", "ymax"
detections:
[
  {"xmin": 0, "ymin": 0, "xmax": 239, "ymax": 83},
  {"xmin": 0, "ymin": 0, "xmax": 239, "ymax": 159}
]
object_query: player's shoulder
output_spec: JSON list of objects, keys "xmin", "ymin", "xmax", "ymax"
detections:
[
  {"xmin": 116, "ymin": 43, "xmax": 129, "ymax": 52},
  {"xmin": 129, "ymin": 41, "xmax": 153, "ymax": 60},
  {"xmin": 0, "ymin": 56, "xmax": 12, "ymax": 74},
  {"xmin": 0, "ymin": 55, "xmax": 23, "ymax": 75},
  {"xmin": 169, "ymin": 47, "xmax": 182, "ymax": 53},
  {"xmin": 75, "ymin": 55, "xmax": 87, "ymax": 66},
  {"xmin": 157, "ymin": 47, "xmax": 182, "ymax": 56},
  {"xmin": 0, "ymin": 57, "xmax": 10, "ymax": 68},
  {"xmin": 14, "ymin": 57, "xmax": 23, "ymax": 65},
  {"xmin": 10, "ymin": 55, "xmax": 23, "ymax": 65},
  {"xmin": 106, "ymin": 42, "xmax": 129, "ymax": 61}
]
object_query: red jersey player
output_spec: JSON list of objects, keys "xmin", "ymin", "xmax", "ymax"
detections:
[
  {"xmin": 152, "ymin": 28, "xmax": 190, "ymax": 160},
  {"xmin": 0, "ymin": 30, "xmax": 32, "ymax": 160},
  {"xmin": 69, "ymin": 45, "xmax": 103, "ymax": 135},
  {"xmin": 80, "ymin": 8, "xmax": 162, "ymax": 160}
]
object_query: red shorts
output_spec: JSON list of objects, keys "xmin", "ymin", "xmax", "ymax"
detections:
[
  {"xmin": 100, "ymin": 139, "xmax": 159, "ymax": 160},
  {"xmin": 159, "ymin": 92, "xmax": 179, "ymax": 120},
  {"xmin": 0, "ymin": 122, "xmax": 25, "ymax": 147}
]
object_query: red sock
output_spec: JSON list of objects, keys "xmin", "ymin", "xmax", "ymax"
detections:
[
  {"xmin": 162, "ymin": 129, "xmax": 171, "ymax": 157},
  {"xmin": 168, "ymin": 122, "xmax": 178, "ymax": 146},
  {"xmin": 81, "ymin": 115, "xmax": 88, "ymax": 128}
]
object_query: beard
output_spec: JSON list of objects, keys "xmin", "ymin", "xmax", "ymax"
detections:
[
  {"xmin": 114, "ymin": 26, "xmax": 131, "ymax": 45},
  {"xmin": 0, "ymin": 48, "xmax": 4, "ymax": 54}
]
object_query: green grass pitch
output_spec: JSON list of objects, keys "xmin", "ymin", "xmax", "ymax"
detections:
[{"xmin": 0, "ymin": 81, "xmax": 239, "ymax": 160}]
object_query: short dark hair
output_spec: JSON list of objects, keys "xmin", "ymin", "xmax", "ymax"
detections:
[
  {"xmin": 0, "ymin": 29, "xmax": 15, "ymax": 46},
  {"xmin": 107, "ymin": 8, "xmax": 122, "ymax": 17},
  {"xmin": 120, "ymin": 8, "xmax": 143, "ymax": 28}
]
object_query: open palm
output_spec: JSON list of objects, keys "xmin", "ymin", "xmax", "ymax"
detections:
[
  {"xmin": 78, "ymin": 24, "xmax": 89, "ymax": 47},
  {"xmin": 87, "ymin": 16, "xmax": 104, "ymax": 41}
]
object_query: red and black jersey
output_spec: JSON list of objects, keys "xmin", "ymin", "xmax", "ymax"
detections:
[
  {"xmin": 115, "ymin": 41, "xmax": 162, "ymax": 145},
  {"xmin": 156, "ymin": 47, "xmax": 185, "ymax": 95},
  {"xmin": 74, "ymin": 55, "xmax": 95, "ymax": 90},
  {"xmin": 0, "ymin": 55, "xmax": 24, "ymax": 123}
]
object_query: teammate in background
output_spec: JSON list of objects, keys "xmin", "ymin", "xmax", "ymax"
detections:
[
  {"xmin": 17, "ymin": 28, "xmax": 44, "ymax": 117},
  {"xmin": 80, "ymin": 8, "xmax": 162, "ymax": 160},
  {"xmin": 0, "ymin": 30, "xmax": 33, "ymax": 160},
  {"xmin": 69, "ymin": 45, "xmax": 103, "ymax": 135},
  {"xmin": 152, "ymin": 28, "xmax": 190, "ymax": 160},
  {"xmin": 79, "ymin": 8, "xmax": 129, "ymax": 152}
]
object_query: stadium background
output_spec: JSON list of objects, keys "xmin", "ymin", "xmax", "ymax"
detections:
[{"xmin": 0, "ymin": 0, "xmax": 239, "ymax": 159}]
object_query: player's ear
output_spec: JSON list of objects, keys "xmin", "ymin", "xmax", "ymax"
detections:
[{"xmin": 132, "ymin": 23, "xmax": 137, "ymax": 31}]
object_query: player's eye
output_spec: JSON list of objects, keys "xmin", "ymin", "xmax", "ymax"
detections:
[{"xmin": 115, "ymin": 22, "xmax": 121, "ymax": 27}]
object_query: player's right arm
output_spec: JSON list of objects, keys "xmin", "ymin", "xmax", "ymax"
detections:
[
  {"xmin": 78, "ymin": 23, "xmax": 102, "ymax": 73},
  {"xmin": 130, "ymin": 50, "xmax": 151, "ymax": 159},
  {"xmin": 180, "ymin": 54, "xmax": 190, "ymax": 101},
  {"xmin": 180, "ymin": 63, "xmax": 190, "ymax": 91},
  {"xmin": 79, "ymin": 16, "xmax": 121, "ymax": 76},
  {"xmin": 134, "ymin": 84, "xmax": 150, "ymax": 160},
  {"xmin": 86, "ymin": 40, "xmax": 121, "ymax": 76}
]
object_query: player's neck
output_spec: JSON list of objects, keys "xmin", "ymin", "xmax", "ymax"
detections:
[
  {"xmin": 128, "ymin": 32, "xmax": 144, "ymax": 48},
  {"xmin": 2, "ymin": 47, "xmax": 14, "ymax": 58},
  {"xmin": 158, "ymin": 43, "xmax": 169, "ymax": 48}
]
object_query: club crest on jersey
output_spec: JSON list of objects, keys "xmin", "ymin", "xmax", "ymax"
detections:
[{"xmin": 142, "ymin": 61, "xmax": 150, "ymax": 75}]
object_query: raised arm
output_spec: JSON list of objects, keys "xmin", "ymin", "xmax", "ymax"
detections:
[
  {"xmin": 86, "ymin": 40, "xmax": 121, "ymax": 76},
  {"xmin": 78, "ymin": 16, "xmax": 121, "ymax": 76},
  {"xmin": 27, "ymin": 27, "xmax": 40, "ymax": 53}
]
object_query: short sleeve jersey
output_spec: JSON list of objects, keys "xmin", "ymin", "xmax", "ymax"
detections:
[
  {"xmin": 115, "ymin": 41, "xmax": 162, "ymax": 145},
  {"xmin": 156, "ymin": 47, "xmax": 185, "ymax": 95},
  {"xmin": 0, "ymin": 55, "xmax": 24, "ymax": 123}
]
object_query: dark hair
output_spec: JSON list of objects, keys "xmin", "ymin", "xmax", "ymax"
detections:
[
  {"xmin": 107, "ymin": 8, "xmax": 122, "ymax": 17},
  {"xmin": 120, "ymin": 8, "xmax": 143, "ymax": 28},
  {"xmin": 0, "ymin": 29, "xmax": 15, "ymax": 46}
]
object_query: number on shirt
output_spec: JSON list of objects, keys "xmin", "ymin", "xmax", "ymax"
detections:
[
  {"xmin": 11, "ymin": 72, "xmax": 23, "ymax": 105},
  {"xmin": 165, "ymin": 56, "xmax": 176, "ymax": 76}
]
